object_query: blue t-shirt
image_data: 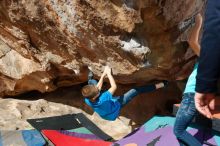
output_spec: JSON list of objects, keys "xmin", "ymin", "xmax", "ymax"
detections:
[
  {"xmin": 84, "ymin": 91, "xmax": 121, "ymax": 121},
  {"xmin": 184, "ymin": 63, "xmax": 198, "ymax": 94}
]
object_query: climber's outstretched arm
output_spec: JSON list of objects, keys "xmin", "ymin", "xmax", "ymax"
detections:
[{"xmin": 106, "ymin": 66, "xmax": 117, "ymax": 95}]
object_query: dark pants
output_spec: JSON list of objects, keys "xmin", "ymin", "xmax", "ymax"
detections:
[
  {"xmin": 174, "ymin": 93, "xmax": 202, "ymax": 146},
  {"xmin": 115, "ymin": 84, "xmax": 156, "ymax": 107}
]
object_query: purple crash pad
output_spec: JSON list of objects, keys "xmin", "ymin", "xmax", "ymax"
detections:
[{"xmin": 114, "ymin": 126, "xmax": 217, "ymax": 146}]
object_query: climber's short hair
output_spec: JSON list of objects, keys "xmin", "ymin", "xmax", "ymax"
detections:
[{"xmin": 81, "ymin": 85, "xmax": 99, "ymax": 100}]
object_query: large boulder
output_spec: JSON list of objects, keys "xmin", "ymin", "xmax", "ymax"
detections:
[
  {"xmin": 0, "ymin": 0, "xmax": 205, "ymax": 96},
  {"xmin": 0, "ymin": 98, "xmax": 130, "ymax": 140}
]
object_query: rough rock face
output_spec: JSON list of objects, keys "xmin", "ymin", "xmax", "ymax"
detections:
[
  {"xmin": 0, "ymin": 98, "xmax": 131, "ymax": 140},
  {"xmin": 0, "ymin": 0, "xmax": 205, "ymax": 95}
]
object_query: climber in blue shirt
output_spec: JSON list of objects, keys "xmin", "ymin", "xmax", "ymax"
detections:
[{"xmin": 81, "ymin": 66, "xmax": 167, "ymax": 121}]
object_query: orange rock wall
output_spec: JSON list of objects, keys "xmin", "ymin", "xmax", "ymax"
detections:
[{"xmin": 0, "ymin": 0, "xmax": 205, "ymax": 96}]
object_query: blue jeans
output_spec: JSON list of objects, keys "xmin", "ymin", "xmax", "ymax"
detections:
[
  {"xmin": 174, "ymin": 93, "xmax": 202, "ymax": 146},
  {"xmin": 88, "ymin": 79, "xmax": 98, "ymax": 85},
  {"xmin": 87, "ymin": 70, "xmax": 97, "ymax": 85},
  {"xmin": 115, "ymin": 84, "xmax": 156, "ymax": 107}
]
